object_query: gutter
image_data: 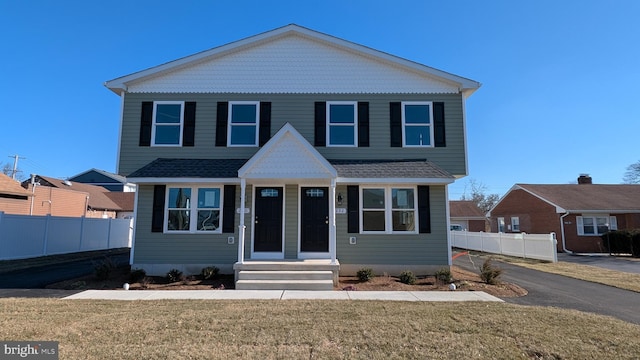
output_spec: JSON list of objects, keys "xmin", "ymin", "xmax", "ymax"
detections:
[{"xmin": 560, "ymin": 212, "xmax": 573, "ymax": 254}]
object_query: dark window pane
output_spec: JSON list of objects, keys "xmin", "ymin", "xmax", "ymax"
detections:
[
  {"xmin": 231, "ymin": 104, "xmax": 257, "ymax": 124},
  {"xmin": 362, "ymin": 189, "xmax": 385, "ymax": 209},
  {"xmin": 393, "ymin": 210, "xmax": 415, "ymax": 231},
  {"xmin": 155, "ymin": 125, "xmax": 181, "ymax": 145},
  {"xmin": 168, "ymin": 210, "xmax": 190, "ymax": 230},
  {"xmin": 404, "ymin": 104, "xmax": 430, "ymax": 124},
  {"xmin": 392, "ymin": 189, "xmax": 414, "ymax": 209},
  {"xmin": 168, "ymin": 188, "xmax": 191, "ymax": 208},
  {"xmin": 156, "ymin": 104, "xmax": 182, "ymax": 124},
  {"xmin": 198, "ymin": 188, "xmax": 220, "ymax": 208},
  {"xmin": 230, "ymin": 125, "xmax": 257, "ymax": 145},
  {"xmin": 405, "ymin": 126, "xmax": 430, "ymax": 146},
  {"xmin": 197, "ymin": 210, "xmax": 220, "ymax": 231},
  {"xmin": 329, "ymin": 104, "xmax": 355, "ymax": 124},
  {"xmin": 363, "ymin": 211, "xmax": 385, "ymax": 231},
  {"xmin": 329, "ymin": 126, "xmax": 355, "ymax": 145}
]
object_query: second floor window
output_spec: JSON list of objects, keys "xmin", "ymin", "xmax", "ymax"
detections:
[
  {"xmin": 402, "ymin": 102, "xmax": 433, "ymax": 147},
  {"xmin": 153, "ymin": 101, "xmax": 184, "ymax": 146},
  {"xmin": 228, "ymin": 101, "xmax": 259, "ymax": 146},
  {"xmin": 327, "ymin": 101, "xmax": 357, "ymax": 146}
]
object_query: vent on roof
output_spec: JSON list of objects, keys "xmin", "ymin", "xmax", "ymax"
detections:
[
  {"xmin": 577, "ymin": 174, "xmax": 592, "ymax": 184},
  {"xmin": 63, "ymin": 180, "xmax": 72, "ymax": 186}
]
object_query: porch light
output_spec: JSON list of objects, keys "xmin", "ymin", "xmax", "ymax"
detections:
[{"xmin": 337, "ymin": 193, "xmax": 343, "ymax": 205}]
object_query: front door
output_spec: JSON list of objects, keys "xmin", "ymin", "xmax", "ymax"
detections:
[
  {"xmin": 301, "ymin": 187, "xmax": 329, "ymax": 253},
  {"xmin": 253, "ymin": 187, "xmax": 283, "ymax": 254}
]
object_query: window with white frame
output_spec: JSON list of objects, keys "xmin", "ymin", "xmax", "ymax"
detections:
[
  {"xmin": 327, "ymin": 101, "xmax": 357, "ymax": 146},
  {"xmin": 361, "ymin": 187, "xmax": 417, "ymax": 233},
  {"xmin": 511, "ymin": 217, "xmax": 520, "ymax": 232},
  {"xmin": 228, "ymin": 101, "xmax": 259, "ymax": 146},
  {"xmin": 497, "ymin": 217, "xmax": 505, "ymax": 233},
  {"xmin": 153, "ymin": 101, "xmax": 184, "ymax": 146},
  {"xmin": 577, "ymin": 215, "xmax": 616, "ymax": 236},
  {"xmin": 402, "ymin": 102, "xmax": 433, "ymax": 147},
  {"xmin": 166, "ymin": 186, "xmax": 221, "ymax": 233}
]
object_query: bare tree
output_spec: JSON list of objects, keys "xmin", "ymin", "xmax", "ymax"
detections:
[
  {"xmin": 623, "ymin": 160, "xmax": 640, "ymax": 184},
  {"xmin": 459, "ymin": 179, "xmax": 500, "ymax": 214}
]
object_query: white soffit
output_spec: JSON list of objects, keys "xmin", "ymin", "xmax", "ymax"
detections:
[
  {"xmin": 239, "ymin": 123, "xmax": 337, "ymax": 179},
  {"xmin": 108, "ymin": 25, "xmax": 479, "ymax": 95}
]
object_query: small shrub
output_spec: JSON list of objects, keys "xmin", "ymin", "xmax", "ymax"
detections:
[
  {"xmin": 166, "ymin": 269, "xmax": 184, "ymax": 283},
  {"xmin": 94, "ymin": 258, "xmax": 116, "ymax": 280},
  {"xmin": 356, "ymin": 267, "xmax": 374, "ymax": 282},
  {"xmin": 201, "ymin": 266, "xmax": 220, "ymax": 280},
  {"xmin": 129, "ymin": 268, "xmax": 147, "ymax": 283},
  {"xmin": 480, "ymin": 258, "xmax": 503, "ymax": 285},
  {"xmin": 435, "ymin": 267, "xmax": 453, "ymax": 284},
  {"xmin": 140, "ymin": 276, "xmax": 152, "ymax": 289},
  {"xmin": 398, "ymin": 270, "xmax": 416, "ymax": 285}
]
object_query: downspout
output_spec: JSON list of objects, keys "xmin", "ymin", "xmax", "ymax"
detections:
[{"xmin": 560, "ymin": 211, "xmax": 573, "ymax": 254}]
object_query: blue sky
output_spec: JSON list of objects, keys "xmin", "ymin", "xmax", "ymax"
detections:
[{"xmin": 1, "ymin": 0, "xmax": 639, "ymax": 199}]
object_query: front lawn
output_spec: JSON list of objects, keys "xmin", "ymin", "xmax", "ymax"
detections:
[{"xmin": 1, "ymin": 299, "xmax": 639, "ymax": 359}]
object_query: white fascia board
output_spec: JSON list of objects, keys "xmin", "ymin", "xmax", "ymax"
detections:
[
  {"xmin": 104, "ymin": 24, "xmax": 480, "ymax": 96},
  {"xmin": 336, "ymin": 177, "xmax": 455, "ymax": 185},
  {"xmin": 127, "ymin": 177, "xmax": 240, "ymax": 184},
  {"xmin": 487, "ymin": 184, "xmax": 567, "ymax": 217},
  {"xmin": 570, "ymin": 210, "xmax": 640, "ymax": 214}
]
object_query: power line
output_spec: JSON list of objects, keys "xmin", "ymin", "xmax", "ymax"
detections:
[{"xmin": 7, "ymin": 154, "xmax": 26, "ymax": 180}]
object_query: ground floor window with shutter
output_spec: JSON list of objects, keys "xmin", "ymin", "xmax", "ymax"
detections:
[
  {"xmin": 360, "ymin": 186, "xmax": 417, "ymax": 234},
  {"xmin": 165, "ymin": 186, "xmax": 222, "ymax": 233},
  {"xmin": 577, "ymin": 215, "xmax": 616, "ymax": 236}
]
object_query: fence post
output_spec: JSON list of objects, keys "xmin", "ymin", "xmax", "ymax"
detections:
[
  {"xmin": 107, "ymin": 218, "xmax": 112, "ymax": 249},
  {"xmin": 551, "ymin": 232, "xmax": 558, "ymax": 263},
  {"xmin": 499, "ymin": 232, "xmax": 503, "ymax": 255},
  {"xmin": 78, "ymin": 216, "xmax": 85, "ymax": 251},
  {"xmin": 522, "ymin": 233, "xmax": 527, "ymax": 259},
  {"xmin": 43, "ymin": 215, "xmax": 50, "ymax": 256}
]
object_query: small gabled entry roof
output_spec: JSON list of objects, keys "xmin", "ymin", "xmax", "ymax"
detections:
[
  {"xmin": 239, "ymin": 123, "xmax": 337, "ymax": 180},
  {"xmin": 105, "ymin": 24, "xmax": 480, "ymax": 96}
]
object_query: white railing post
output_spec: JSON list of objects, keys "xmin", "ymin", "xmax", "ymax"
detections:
[
  {"xmin": 330, "ymin": 179, "xmax": 337, "ymax": 265},
  {"xmin": 237, "ymin": 179, "xmax": 246, "ymax": 264}
]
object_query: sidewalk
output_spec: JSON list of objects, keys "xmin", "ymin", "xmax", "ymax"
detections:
[{"xmin": 64, "ymin": 289, "xmax": 503, "ymax": 302}]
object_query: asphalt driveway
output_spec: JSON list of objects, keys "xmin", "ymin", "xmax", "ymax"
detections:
[
  {"xmin": 557, "ymin": 253, "xmax": 640, "ymax": 274},
  {"xmin": 454, "ymin": 253, "xmax": 640, "ymax": 325}
]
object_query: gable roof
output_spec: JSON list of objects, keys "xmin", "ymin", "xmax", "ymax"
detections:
[
  {"xmin": 69, "ymin": 168, "xmax": 128, "ymax": 184},
  {"xmin": 496, "ymin": 184, "xmax": 640, "ymax": 214},
  {"xmin": 0, "ymin": 173, "xmax": 31, "ymax": 197},
  {"xmin": 450, "ymin": 200, "xmax": 486, "ymax": 218},
  {"xmin": 105, "ymin": 24, "xmax": 480, "ymax": 96},
  {"xmin": 31, "ymin": 175, "xmax": 133, "ymax": 212}
]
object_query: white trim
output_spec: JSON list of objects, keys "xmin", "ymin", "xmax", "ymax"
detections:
[
  {"xmin": 227, "ymin": 101, "xmax": 260, "ymax": 147},
  {"xmin": 359, "ymin": 185, "xmax": 419, "ymax": 235},
  {"xmin": 337, "ymin": 177, "xmax": 454, "ymax": 184},
  {"xmin": 151, "ymin": 101, "xmax": 184, "ymax": 147},
  {"xmin": 401, "ymin": 101, "xmax": 434, "ymax": 148},
  {"xmin": 250, "ymin": 185, "xmax": 285, "ymax": 260},
  {"xmin": 116, "ymin": 92, "xmax": 125, "ymax": 174},
  {"xmin": 163, "ymin": 185, "xmax": 223, "ymax": 234},
  {"xmin": 297, "ymin": 184, "xmax": 332, "ymax": 260},
  {"xmin": 511, "ymin": 216, "xmax": 520, "ymax": 232},
  {"xmin": 497, "ymin": 217, "xmax": 505, "ymax": 233},
  {"xmin": 326, "ymin": 101, "xmax": 357, "ymax": 147},
  {"xmin": 129, "ymin": 187, "xmax": 139, "ymax": 265},
  {"xmin": 127, "ymin": 178, "xmax": 241, "ymax": 184},
  {"xmin": 445, "ymin": 184, "xmax": 452, "ymax": 266}
]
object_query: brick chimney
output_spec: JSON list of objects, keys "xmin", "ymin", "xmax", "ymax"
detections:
[{"xmin": 578, "ymin": 174, "xmax": 592, "ymax": 184}]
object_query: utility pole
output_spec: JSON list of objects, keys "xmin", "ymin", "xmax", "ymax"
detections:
[{"xmin": 8, "ymin": 154, "xmax": 25, "ymax": 180}]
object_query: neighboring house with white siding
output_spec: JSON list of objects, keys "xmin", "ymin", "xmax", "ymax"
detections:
[{"xmin": 105, "ymin": 24, "xmax": 480, "ymax": 289}]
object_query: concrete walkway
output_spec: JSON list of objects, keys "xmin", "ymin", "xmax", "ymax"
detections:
[{"xmin": 64, "ymin": 289, "xmax": 503, "ymax": 302}]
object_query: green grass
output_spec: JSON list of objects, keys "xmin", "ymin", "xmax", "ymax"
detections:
[{"xmin": 1, "ymin": 299, "xmax": 639, "ymax": 359}]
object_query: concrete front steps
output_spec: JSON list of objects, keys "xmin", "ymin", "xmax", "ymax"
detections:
[{"xmin": 234, "ymin": 260, "xmax": 339, "ymax": 291}]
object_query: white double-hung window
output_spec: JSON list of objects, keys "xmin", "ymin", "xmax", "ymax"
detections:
[
  {"xmin": 402, "ymin": 101, "xmax": 433, "ymax": 147},
  {"xmin": 361, "ymin": 186, "xmax": 417, "ymax": 234},
  {"xmin": 152, "ymin": 101, "xmax": 184, "ymax": 146},
  {"xmin": 327, "ymin": 101, "xmax": 357, "ymax": 146},
  {"xmin": 577, "ymin": 215, "xmax": 617, "ymax": 236},
  {"xmin": 228, "ymin": 101, "xmax": 259, "ymax": 146},
  {"xmin": 166, "ymin": 186, "xmax": 222, "ymax": 233}
]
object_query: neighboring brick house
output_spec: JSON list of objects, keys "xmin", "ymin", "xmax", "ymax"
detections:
[
  {"xmin": 105, "ymin": 24, "xmax": 480, "ymax": 288},
  {"xmin": 21, "ymin": 175, "xmax": 134, "ymax": 218},
  {"xmin": 69, "ymin": 168, "xmax": 136, "ymax": 192},
  {"xmin": 449, "ymin": 200, "xmax": 488, "ymax": 232},
  {"xmin": 0, "ymin": 173, "xmax": 32, "ymax": 215},
  {"xmin": 488, "ymin": 175, "xmax": 640, "ymax": 253}
]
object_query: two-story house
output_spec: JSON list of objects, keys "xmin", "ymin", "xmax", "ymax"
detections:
[{"xmin": 105, "ymin": 24, "xmax": 480, "ymax": 289}]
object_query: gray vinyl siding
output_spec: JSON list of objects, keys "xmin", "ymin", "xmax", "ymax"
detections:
[
  {"xmin": 133, "ymin": 185, "xmax": 240, "ymax": 264},
  {"xmin": 119, "ymin": 93, "xmax": 465, "ymax": 177},
  {"xmin": 284, "ymin": 184, "xmax": 299, "ymax": 259},
  {"xmin": 335, "ymin": 184, "xmax": 449, "ymax": 266}
]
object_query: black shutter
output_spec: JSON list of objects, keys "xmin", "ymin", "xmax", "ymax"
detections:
[
  {"xmin": 390, "ymin": 102, "xmax": 402, "ymax": 147},
  {"xmin": 433, "ymin": 102, "xmax": 446, "ymax": 147},
  {"xmin": 216, "ymin": 102, "xmax": 229, "ymax": 147},
  {"xmin": 139, "ymin": 102, "xmax": 153, "ymax": 146},
  {"xmin": 314, "ymin": 102, "xmax": 326, "ymax": 147},
  {"xmin": 347, "ymin": 185, "xmax": 359, "ymax": 233},
  {"xmin": 358, "ymin": 102, "xmax": 369, "ymax": 147},
  {"xmin": 183, "ymin": 102, "xmax": 196, "ymax": 146},
  {"xmin": 259, "ymin": 102, "xmax": 271, "ymax": 146},
  {"xmin": 152, "ymin": 185, "xmax": 166, "ymax": 233},
  {"xmin": 417, "ymin": 186, "xmax": 431, "ymax": 233},
  {"xmin": 222, "ymin": 185, "xmax": 236, "ymax": 233}
]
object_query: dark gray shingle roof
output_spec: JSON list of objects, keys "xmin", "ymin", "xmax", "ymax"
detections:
[{"xmin": 128, "ymin": 159, "xmax": 248, "ymax": 178}]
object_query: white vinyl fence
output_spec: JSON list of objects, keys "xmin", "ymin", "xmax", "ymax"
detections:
[
  {"xmin": 0, "ymin": 212, "xmax": 133, "ymax": 261},
  {"xmin": 451, "ymin": 231, "xmax": 558, "ymax": 262}
]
